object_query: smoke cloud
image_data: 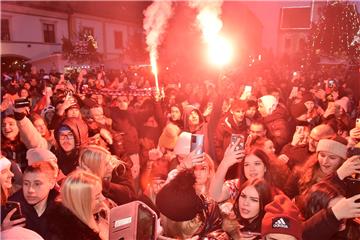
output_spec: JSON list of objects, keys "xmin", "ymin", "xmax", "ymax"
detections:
[
  {"xmin": 188, "ymin": 0, "xmax": 224, "ymax": 42},
  {"xmin": 143, "ymin": 0, "xmax": 174, "ymax": 62}
]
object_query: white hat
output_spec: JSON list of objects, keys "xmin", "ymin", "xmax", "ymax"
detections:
[
  {"xmin": 26, "ymin": 148, "xmax": 58, "ymax": 165},
  {"xmin": 173, "ymin": 132, "xmax": 192, "ymax": 155},
  {"xmin": 316, "ymin": 139, "xmax": 347, "ymax": 159},
  {"xmin": 2, "ymin": 227, "xmax": 44, "ymax": 240},
  {"xmin": 0, "ymin": 156, "xmax": 11, "ymax": 171},
  {"xmin": 259, "ymin": 95, "xmax": 278, "ymax": 115}
]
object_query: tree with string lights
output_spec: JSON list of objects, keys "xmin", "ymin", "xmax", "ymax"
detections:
[
  {"xmin": 307, "ymin": 1, "xmax": 360, "ymax": 65},
  {"xmin": 62, "ymin": 31, "xmax": 102, "ymax": 64}
]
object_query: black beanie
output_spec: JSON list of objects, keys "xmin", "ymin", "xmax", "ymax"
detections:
[{"xmin": 156, "ymin": 170, "xmax": 204, "ymax": 222}]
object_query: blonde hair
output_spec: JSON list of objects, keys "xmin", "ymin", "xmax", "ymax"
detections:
[
  {"xmin": 193, "ymin": 153, "xmax": 215, "ymax": 196},
  {"xmin": 79, "ymin": 145, "xmax": 111, "ymax": 178},
  {"xmin": 161, "ymin": 214, "xmax": 203, "ymax": 239},
  {"xmin": 61, "ymin": 170, "xmax": 101, "ymax": 232}
]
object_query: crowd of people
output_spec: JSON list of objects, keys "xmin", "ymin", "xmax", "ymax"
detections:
[{"xmin": 0, "ymin": 61, "xmax": 360, "ymax": 240}]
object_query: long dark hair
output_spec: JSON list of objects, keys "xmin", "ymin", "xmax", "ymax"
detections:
[
  {"xmin": 238, "ymin": 148, "xmax": 273, "ymax": 185},
  {"xmin": 234, "ymin": 178, "xmax": 273, "ymax": 233},
  {"xmin": 299, "ymin": 181, "xmax": 344, "ymax": 220}
]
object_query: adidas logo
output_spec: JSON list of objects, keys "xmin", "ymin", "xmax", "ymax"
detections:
[{"xmin": 272, "ymin": 217, "xmax": 289, "ymax": 229}]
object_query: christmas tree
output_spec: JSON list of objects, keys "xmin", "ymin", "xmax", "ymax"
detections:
[
  {"xmin": 308, "ymin": 1, "xmax": 360, "ymax": 64},
  {"xmin": 62, "ymin": 31, "xmax": 102, "ymax": 64}
]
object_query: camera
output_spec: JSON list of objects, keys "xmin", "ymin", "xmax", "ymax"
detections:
[
  {"xmin": 328, "ymin": 79, "xmax": 335, "ymax": 88},
  {"xmin": 14, "ymin": 98, "xmax": 30, "ymax": 108}
]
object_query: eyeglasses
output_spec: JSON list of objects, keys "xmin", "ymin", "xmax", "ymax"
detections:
[{"xmin": 59, "ymin": 133, "xmax": 74, "ymax": 140}]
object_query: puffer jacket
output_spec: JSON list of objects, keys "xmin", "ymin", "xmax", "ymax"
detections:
[
  {"xmin": 194, "ymin": 197, "xmax": 230, "ymax": 240},
  {"xmin": 262, "ymin": 105, "xmax": 291, "ymax": 153},
  {"xmin": 54, "ymin": 117, "xmax": 89, "ymax": 175}
]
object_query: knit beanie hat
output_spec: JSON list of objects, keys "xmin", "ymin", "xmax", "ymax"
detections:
[
  {"xmin": 0, "ymin": 156, "xmax": 11, "ymax": 171},
  {"xmin": 173, "ymin": 132, "xmax": 192, "ymax": 155},
  {"xmin": 26, "ymin": 148, "xmax": 58, "ymax": 165},
  {"xmin": 158, "ymin": 123, "xmax": 181, "ymax": 150},
  {"xmin": 156, "ymin": 170, "xmax": 204, "ymax": 222},
  {"xmin": 262, "ymin": 195, "xmax": 303, "ymax": 240},
  {"xmin": 259, "ymin": 95, "xmax": 278, "ymax": 115},
  {"xmin": 291, "ymin": 102, "xmax": 308, "ymax": 119},
  {"xmin": 316, "ymin": 139, "xmax": 347, "ymax": 159},
  {"xmin": 2, "ymin": 227, "xmax": 44, "ymax": 240}
]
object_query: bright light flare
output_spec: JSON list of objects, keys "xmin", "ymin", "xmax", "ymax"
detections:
[
  {"xmin": 208, "ymin": 36, "xmax": 233, "ymax": 66},
  {"xmin": 150, "ymin": 52, "xmax": 159, "ymax": 92}
]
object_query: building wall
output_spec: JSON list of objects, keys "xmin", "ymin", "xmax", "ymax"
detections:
[
  {"xmin": 1, "ymin": 3, "xmax": 144, "ymax": 69},
  {"xmin": 1, "ymin": 3, "xmax": 68, "ymax": 60}
]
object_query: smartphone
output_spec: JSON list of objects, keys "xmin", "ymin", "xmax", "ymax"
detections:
[
  {"xmin": 289, "ymin": 86, "xmax": 298, "ymax": 99},
  {"xmin": 296, "ymin": 126, "xmax": 304, "ymax": 133},
  {"xmin": 356, "ymin": 118, "xmax": 360, "ymax": 129},
  {"xmin": 190, "ymin": 134, "xmax": 204, "ymax": 155},
  {"xmin": 4, "ymin": 201, "xmax": 23, "ymax": 220},
  {"xmin": 65, "ymin": 91, "xmax": 73, "ymax": 100},
  {"xmin": 244, "ymin": 85, "xmax": 252, "ymax": 93},
  {"xmin": 14, "ymin": 98, "xmax": 30, "ymax": 108},
  {"xmin": 348, "ymin": 148, "xmax": 360, "ymax": 180},
  {"xmin": 231, "ymin": 134, "xmax": 245, "ymax": 151}
]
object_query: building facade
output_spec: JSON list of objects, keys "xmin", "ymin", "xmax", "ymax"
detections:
[{"xmin": 1, "ymin": 2, "xmax": 147, "ymax": 71}]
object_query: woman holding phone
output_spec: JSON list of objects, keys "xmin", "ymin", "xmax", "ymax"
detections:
[
  {"xmin": 0, "ymin": 156, "xmax": 26, "ymax": 231},
  {"xmin": 223, "ymin": 179, "xmax": 273, "ymax": 240},
  {"xmin": 210, "ymin": 142, "xmax": 278, "ymax": 203}
]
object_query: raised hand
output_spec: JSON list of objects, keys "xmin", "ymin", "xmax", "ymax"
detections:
[{"xmin": 1, "ymin": 208, "xmax": 26, "ymax": 231}]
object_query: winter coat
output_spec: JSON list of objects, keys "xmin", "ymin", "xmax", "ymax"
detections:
[
  {"xmin": 7, "ymin": 188, "xmax": 59, "ymax": 240},
  {"xmin": 54, "ymin": 117, "xmax": 89, "ymax": 175},
  {"xmin": 303, "ymin": 206, "xmax": 360, "ymax": 240},
  {"xmin": 46, "ymin": 203, "xmax": 101, "ymax": 240},
  {"xmin": 261, "ymin": 105, "xmax": 291, "ymax": 153},
  {"xmin": 1, "ymin": 134, "xmax": 28, "ymax": 172},
  {"xmin": 108, "ymin": 106, "xmax": 153, "ymax": 155},
  {"xmin": 280, "ymin": 143, "xmax": 312, "ymax": 170},
  {"xmin": 189, "ymin": 197, "xmax": 230, "ymax": 240},
  {"xmin": 102, "ymin": 164, "xmax": 136, "ymax": 206},
  {"xmin": 15, "ymin": 113, "xmax": 49, "ymax": 149}
]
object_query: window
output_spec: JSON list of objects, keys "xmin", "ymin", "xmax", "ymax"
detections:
[
  {"xmin": 82, "ymin": 27, "xmax": 94, "ymax": 36},
  {"xmin": 1, "ymin": 19, "xmax": 10, "ymax": 41},
  {"xmin": 43, "ymin": 23, "xmax": 55, "ymax": 43},
  {"xmin": 280, "ymin": 6, "xmax": 311, "ymax": 29},
  {"xmin": 114, "ymin": 31, "xmax": 123, "ymax": 49}
]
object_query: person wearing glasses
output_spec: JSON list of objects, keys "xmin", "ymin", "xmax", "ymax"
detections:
[{"xmin": 54, "ymin": 117, "xmax": 89, "ymax": 175}]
